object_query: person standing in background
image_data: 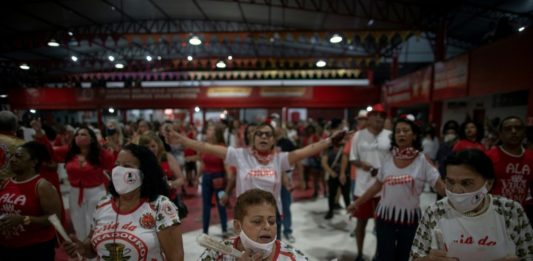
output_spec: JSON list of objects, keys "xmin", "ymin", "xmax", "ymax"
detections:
[
  {"xmin": 486, "ymin": 116, "xmax": 533, "ymax": 222},
  {"xmin": 63, "ymin": 126, "xmax": 114, "ymax": 239},
  {"xmin": 276, "ymin": 124, "xmax": 298, "ymax": 243},
  {"xmin": 453, "ymin": 120, "xmax": 485, "ymax": 151},
  {"xmin": 349, "ymin": 104, "xmax": 391, "ymax": 261},
  {"xmin": 0, "ymin": 111, "xmax": 25, "ymax": 181}
]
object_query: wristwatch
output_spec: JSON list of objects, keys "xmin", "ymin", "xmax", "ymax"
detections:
[{"xmin": 22, "ymin": 216, "xmax": 31, "ymax": 226}]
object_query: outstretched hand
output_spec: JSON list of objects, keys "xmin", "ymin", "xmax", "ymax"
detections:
[
  {"xmin": 163, "ymin": 127, "xmax": 185, "ymax": 145},
  {"xmin": 330, "ymin": 130, "xmax": 347, "ymax": 147}
]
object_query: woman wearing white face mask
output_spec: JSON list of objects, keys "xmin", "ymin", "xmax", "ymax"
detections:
[
  {"xmin": 62, "ymin": 144, "xmax": 184, "ymax": 261},
  {"xmin": 411, "ymin": 149, "xmax": 533, "ymax": 261},
  {"xmin": 199, "ymin": 189, "xmax": 307, "ymax": 260}
]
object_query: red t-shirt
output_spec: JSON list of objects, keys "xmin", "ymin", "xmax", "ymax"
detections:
[
  {"xmin": 0, "ymin": 175, "xmax": 56, "ymax": 247},
  {"xmin": 487, "ymin": 147, "xmax": 533, "ymax": 206},
  {"xmin": 184, "ymin": 131, "xmax": 197, "ymax": 157},
  {"xmin": 201, "ymin": 153, "xmax": 225, "ymax": 174},
  {"xmin": 452, "ymin": 139, "xmax": 485, "ymax": 152}
]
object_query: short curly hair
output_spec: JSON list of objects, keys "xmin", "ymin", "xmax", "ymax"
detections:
[{"xmin": 234, "ymin": 189, "xmax": 277, "ymax": 221}]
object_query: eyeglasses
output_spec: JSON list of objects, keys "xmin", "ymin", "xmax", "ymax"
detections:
[{"xmin": 255, "ymin": 131, "xmax": 273, "ymax": 138}]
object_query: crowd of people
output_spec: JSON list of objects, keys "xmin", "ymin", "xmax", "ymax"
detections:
[{"xmin": 0, "ymin": 106, "xmax": 532, "ymax": 260}]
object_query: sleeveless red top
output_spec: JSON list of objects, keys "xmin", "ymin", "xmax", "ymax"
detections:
[{"xmin": 0, "ymin": 175, "xmax": 56, "ymax": 247}]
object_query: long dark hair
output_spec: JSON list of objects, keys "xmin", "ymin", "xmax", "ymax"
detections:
[
  {"xmin": 109, "ymin": 144, "xmax": 169, "ymax": 201},
  {"xmin": 65, "ymin": 126, "xmax": 101, "ymax": 165},
  {"xmin": 459, "ymin": 120, "xmax": 484, "ymax": 142},
  {"xmin": 21, "ymin": 141, "xmax": 51, "ymax": 172},
  {"xmin": 390, "ymin": 118, "xmax": 423, "ymax": 151}
]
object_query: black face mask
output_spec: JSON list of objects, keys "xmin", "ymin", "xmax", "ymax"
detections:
[{"xmin": 106, "ymin": 128, "xmax": 117, "ymax": 136}]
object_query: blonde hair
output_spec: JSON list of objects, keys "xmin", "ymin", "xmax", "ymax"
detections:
[{"xmin": 138, "ymin": 131, "xmax": 165, "ymax": 160}]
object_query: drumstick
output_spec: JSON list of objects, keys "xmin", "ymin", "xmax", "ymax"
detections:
[
  {"xmin": 48, "ymin": 214, "xmax": 82, "ymax": 261},
  {"xmin": 197, "ymin": 233, "xmax": 243, "ymax": 258}
]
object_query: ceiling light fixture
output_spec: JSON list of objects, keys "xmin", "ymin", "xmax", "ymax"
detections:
[
  {"xmin": 157, "ymin": 56, "xmax": 162, "ymax": 60},
  {"xmin": 108, "ymin": 107, "xmax": 115, "ymax": 113},
  {"xmin": 216, "ymin": 60, "xmax": 226, "ymax": 69},
  {"xmin": 68, "ymin": 31, "xmax": 74, "ymax": 36},
  {"xmin": 29, "ymin": 109, "xmax": 37, "ymax": 114},
  {"xmin": 108, "ymin": 55, "xmax": 115, "ymax": 62},
  {"xmin": 187, "ymin": 55, "xmax": 193, "ymax": 61},
  {"xmin": 227, "ymin": 55, "xmax": 233, "ymax": 60},
  {"xmin": 329, "ymin": 34, "xmax": 343, "ymax": 44},
  {"xmin": 115, "ymin": 63, "xmax": 124, "ymax": 69},
  {"xmin": 189, "ymin": 36, "xmax": 202, "ymax": 45},
  {"xmin": 19, "ymin": 64, "xmax": 30, "ymax": 70},
  {"xmin": 316, "ymin": 60, "xmax": 326, "ymax": 68},
  {"xmin": 518, "ymin": 26, "xmax": 526, "ymax": 32},
  {"xmin": 194, "ymin": 106, "xmax": 200, "ymax": 112},
  {"xmin": 366, "ymin": 105, "xmax": 372, "ymax": 112},
  {"xmin": 146, "ymin": 55, "xmax": 152, "ymax": 62},
  {"xmin": 368, "ymin": 19, "xmax": 375, "ymax": 26},
  {"xmin": 71, "ymin": 55, "xmax": 78, "ymax": 62},
  {"xmin": 47, "ymin": 39, "xmax": 60, "ymax": 47},
  {"xmin": 0, "ymin": 94, "xmax": 8, "ymax": 98}
]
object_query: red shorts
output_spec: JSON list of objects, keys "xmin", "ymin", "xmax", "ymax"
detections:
[{"xmin": 352, "ymin": 196, "xmax": 380, "ymax": 219}]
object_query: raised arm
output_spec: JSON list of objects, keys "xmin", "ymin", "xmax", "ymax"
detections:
[
  {"xmin": 164, "ymin": 129, "xmax": 227, "ymax": 159},
  {"xmin": 288, "ymin": 131, "xmax": 346, "ymax": 165}
]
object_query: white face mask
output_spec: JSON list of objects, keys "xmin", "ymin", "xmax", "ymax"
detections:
[
  {"xmin": 239, "ymin": 229, "xmax": 276, "ymax": 259},
  {"xmin": 446, "ymin": 182, "xmax": 488, "ymax": 214},
  {"xmin": 444, "ymin": 134, "xmax": 457, "ymax": 143},
  {"xmin": 112, "ymin": 166, "xmax": 142, "ymax": 195}
]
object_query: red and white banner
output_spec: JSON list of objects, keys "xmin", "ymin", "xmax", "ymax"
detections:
[{"xmin": 433, "ymin": 54, "xmax": 469, "ymax": 100}]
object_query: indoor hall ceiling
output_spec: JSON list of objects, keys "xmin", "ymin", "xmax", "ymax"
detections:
[{"xmin": 0, "ymin": 0, "xmax": 531, "ymax": 88}]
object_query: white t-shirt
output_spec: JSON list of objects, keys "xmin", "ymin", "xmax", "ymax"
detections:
[
  {"xmin": 376, "ymin": 153, "xmax": 440, "ymax": 223},
  {"xmin": 91, "ymin": 195, "xmax": 181, "ymax": 261},
  {"xmin": 225, "ymin": 147, "xmax": 291, "ymax": 213},
  {"xmin": 411, "ymin": 196, "xmax": 533, "ymax": 260},
  {"xmin": 422, "ymin": 137, "xmax": 439, "ymax": 160},
  {"xmin": 349, "ymin": 128, "xmax": 392, "ymax": 197},
  {"xmin": 199, "ymin": 238, "xmax": 308, "ymax": 261}
]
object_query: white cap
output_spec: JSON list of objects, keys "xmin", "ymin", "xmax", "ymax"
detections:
[{"xmin": 357, "ymin": 110, "xmax": 368, "ymax": 119}]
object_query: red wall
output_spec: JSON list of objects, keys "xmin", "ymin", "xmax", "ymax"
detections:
[{"xmin": 469, "ymin": 28, "xmax": 533, "ymax": 96}]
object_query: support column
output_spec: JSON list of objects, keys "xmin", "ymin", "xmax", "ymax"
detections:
[{"xmin": 434, "ymin": 20, "xmax": 447, "ymax": 62}]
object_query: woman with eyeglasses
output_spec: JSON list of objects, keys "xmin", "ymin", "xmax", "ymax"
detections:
[
  {"xmin": 410, "ymin": 149, "xmax": 533, "ymax": 260},
  {"xmin": 165, "ymin": 122, "xmax": 346, "ymax": 236}
]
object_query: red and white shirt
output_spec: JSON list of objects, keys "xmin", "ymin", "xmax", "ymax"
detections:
[
  {"xmin": 0, "ymin": 175, "xmax": 56, "ymax": 247},
  {"xmin": 90, "ymin": 195, "xmax": 180, "ymax": 261},
  {"xmin": 376, "ymin": 153, "xmax": 440, "ymax": 224},
  {"xmin": 487, "ymin": 147, "xmax": 533, "ymax": 206},
  {"xmin": 225, "ymin": 147, "xmax": 291, "ymax": 213}
]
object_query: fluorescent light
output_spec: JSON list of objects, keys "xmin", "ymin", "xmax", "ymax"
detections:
[
  {"xmin": 29, "ymin": 109, "xmax": 37, "ymax": 114},
  {"xmin": 228, "ymin": 55, "xmax": 233, "ymax": 60},
  {"xmin": 108, "ymin": 55, "xmax": 115, "ymax": 62},
  {"xmin": 189, "ymin": 36, "xmax": 202, "ymax": 45},
  {"xmin": 366, "ymin": 106, "xmax": 372, "ymax": 112},
  {"xmin": 0, "ymin": 94, "xmax": 7, "ymax": 98},
  {"xmin": 19, "ymin": 64, "xmax": 30, "ymax": 70},
  {"xmin": 146, "ymin": 55, "xmax": 152, "ymax": 62},
  {"xmin": 518, "ymin": 26, "xmax": 525, "ymax": 32},
  {"xmin": 115, "ymin": 63, "xmax": 124, "ymax": 69},
  {"xmin": 329, "ymin": 34, "xmax": 343, "ymax": 44},
  {"xmin": 71, "ymin": 55, "xmax": 78, "ymax": 62},
  {"xmin": 48, "ymin": 39, "xmax": 60, "ymax": 47},
  {"xmin": 194, "ymin": 106, "xmax": 200, "ymax": 112},
  {"xmin": 216, "ymin": 61, "xmax": 226, "ymax": 69},
  {"xmin": 187, "ymin": 55, "xmax": 193, "ymax": 61},
  {"xmin": 316, "ymin": 60, "xmax": 326, "ymax": 68},
  {"xmin": 108, "ymin": 107, "xmax": 115, "ymax": 113}
]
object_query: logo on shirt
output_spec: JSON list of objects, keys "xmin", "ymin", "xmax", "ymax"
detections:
[
  {"xmin": 139, "ymin": 213, "xmax": 156, "ymax": 229},
  {"xmin": 383, "ymin": 175, "xmax": 413, "ymax": 185},
  {"xmin": 247, "ymin": 168, "xmax": 276, "ymax": 178},
  {"xmin": 505, "ymin": 163, "xmax": 530, "ymax": 176},
  {"xmin": 102, "ymin": 242, "xmax": 131, "ymax": 261},
  {"xmin": 501, "ymin": 174, "xmax": 527, "ymax": 203}
]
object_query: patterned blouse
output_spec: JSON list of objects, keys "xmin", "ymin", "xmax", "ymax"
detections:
[
  {"xmin": 199, "ymin": 237, "xmax": 308, "ymax": 261},
  {"xmin": 411, "ymin": 195, "xmax": 533, "ymax": 260}
]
